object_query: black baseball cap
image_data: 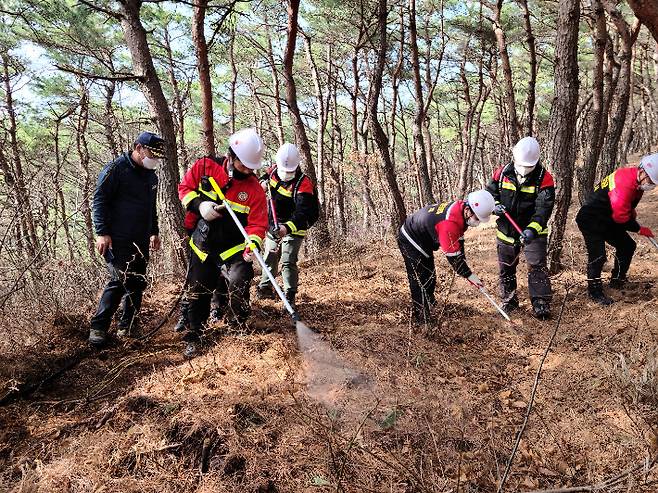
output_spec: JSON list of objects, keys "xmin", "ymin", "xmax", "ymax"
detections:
[{"xmin": 136, "ymin": 131, "xmax": 165, "ymax": 158}]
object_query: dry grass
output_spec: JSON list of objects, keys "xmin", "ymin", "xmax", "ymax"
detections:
[{"xmin": 0, "ymin": 194, "xmax": 657, "ymax": 492}]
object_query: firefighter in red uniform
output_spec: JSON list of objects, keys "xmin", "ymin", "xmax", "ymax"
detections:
[
  {"xmin": 576, "ymin": 153, "xmax": 658, "ymax": 305},
  {"xmin": 398, "ymin": 190, "xmax": 495, "ymax": 325},
  {"xmin": 256, "ymin": 143, "xmax": 320, "ymax": 310},
  {"xmin": 178, "ymin": 128, "xmax": 267, "ymax": 357},
  {"xmin": 486, "ymin": 137, "xmax": 555, "ymax": 320}
]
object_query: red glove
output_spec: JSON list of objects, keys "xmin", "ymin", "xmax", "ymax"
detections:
[{"xmin": 639, "ymin": 226, "xmax": 655, "ymax": 238}]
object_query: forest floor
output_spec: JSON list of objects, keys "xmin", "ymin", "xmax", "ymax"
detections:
[{"xmin": 1, "ymin": 194, "xmax": 658, "ymax": 493}]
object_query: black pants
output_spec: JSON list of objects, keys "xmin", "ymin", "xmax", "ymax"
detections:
[
  {"xmin": 179, "ymin": 243, "xmax": 223, "ymax": 326},
  {"xmin": 576, "ymin": 217, "xmax": 636, "ymax": 281},
  {"xmin": 90, "ymin": 244, "xmax": 148, "ymax": 332},
  {"xmin": 497, "ymin": 236, "xmax": 552, "ymax": 303},
  {"xmin": 398, "ymin": 233, "xmax": 436, "ymax": 320},
  {"xmin": 185, "ymin": 252, "xmax": 254, "ymax": 340}
]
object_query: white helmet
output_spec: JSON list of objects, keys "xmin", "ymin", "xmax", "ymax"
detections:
[
  {"xmin": 276, "ymin": 143, "xmax": 301, "ymax": 172},
  {"xmin": 513, "ymin": 136, "xmax": 540, "ymax": 174},
  {"xmin": 640, "ymin": 153, "xmax": 658, "ymax": 184},
  {"xmin": 466, "ymin": 190, "xmax": 495, "ymax": 223},
  {"xmin": 229, "ymin": 128, "xmax": 264, "ymax": 170}
]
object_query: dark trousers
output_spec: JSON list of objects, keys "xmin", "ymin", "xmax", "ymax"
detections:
[
  {"xmin": 497, "ymin": 236, "xmax": 552, "ymax": 303},
  {"xmin": 90, "ymin": 245, "xmax": 148, "ymax": 332},
  {"xmin": 179, "ymin": 243, "xmax": 222, "ymax": 326},
  {"xmin": 185, "ymin": 253, "xmax": 254, "ymax": 340},
  {"xmin": 576, "ymin": 219, "xmax": 636, "ymax": 281},
  {"xmin": 398, "ymin": 234, "xmax": 436, "ymax": 320}
]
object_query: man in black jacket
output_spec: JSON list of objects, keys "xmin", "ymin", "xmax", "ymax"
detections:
[
  {"xmin": 486, "ymin": 137, "xmax": 555, "ymax": 320},
  {"xmin": 256, "ymin": 143, "xmax": 319, "ymax": 310},
  {"xmin": 89, "ymin": 131, "xmax": 164, "ymax": 347}
]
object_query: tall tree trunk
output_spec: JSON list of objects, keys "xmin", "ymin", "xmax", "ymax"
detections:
[
  {"xmin": 76, "ymin": 82, "xmax": 96, "ymax": 261},
  {"xmin": 368, "ymin": 0, "xmax": 406, "ymax": 230},
  {"xmin": 2, "ymin": 53, "xmax": 39, "ymax": 259},
  {"xmin": 547, "ymin": 0, "xmax": 580, "ymax": 273},
  {"xmin": 408, "ymin": 0, "xmax": 434, "ymax": 205},
  {"xmin": 192, "ymin": 0, "xmax": 216, "ymax": 156},
  {"xmin": 163, "ymin": 26, "xmax": 190, "ymax": 170},
  {"xmin": 282, "ymin": 0, "xmax": 329, "ymax": 245},
  {"xmin": 600, "ymin": 3, "xmax": 640, "ymax": 175},
  {"xmin": 577, "ymin": 0, "xmax": 607, "ymax": 204},
  {"xmin": 265, "ymin": 15, "xmax": 285, "ymax": 146},
  {"xmin": 229, "ymin": 34, "xmax": 237, "ymax": 135},
  {"xmin": 487, "ymin": 0, "xmax": 521, "ymax": 145},
  {"xmin": 103, "ymin": 81, "xmax": 120, "ymax": 157},
  {"xmin": 518, "ymin": 0, "xmax": 537, "ymax": 135},
  {"xmin": 118, "ymin": 0, "xmax": 185, "ymax": 270}
]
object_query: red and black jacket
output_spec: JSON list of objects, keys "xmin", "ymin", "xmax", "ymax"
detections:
[
  {"xmin": 260, "ymin": 166, "xmax": 319, "ymax": 237},
  {"xmin": 401, "ymin": 200, "xmax": 473, "ymax": 277},
  {"xmin": 178, "ymin": 156, "xmax": 267, "ymax": 261},
  {"xmin": 578, "ymin": 167, "xmax": 643, "ymax": 232},
  {"xmin": 486, "ymin": 163, "xmax": 555, "ymax": 244}
]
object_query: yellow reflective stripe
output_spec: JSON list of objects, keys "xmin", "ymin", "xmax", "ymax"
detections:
[
  {"xmin": 219, "ymin": 242, "xmax": 245, "ymax": 261},
  {"xmin": 189, "ymin": 237, "xmax": 208, "ymax": 262},
  {"xmin": 249, "ymin": 234, "xmax": 262, "ymax": 248},
  {"xmin": 609, "ymin": 171, "xmax": 617, "ymax": 190},
  {"xmin": 497, "ymin": 230, "xmax": 516, "ymax": 244},
  {"xmin": 182, "ymin": 191, "xmax": 200, "ymax": 207},
  {"xmin": 225, "ymin": 199, "xmax": 250, "ymax": 214},
  {"xmin": 528, "ymin": 221, "xmax": 543, "ymax": 234},
  {"xmin": 198, "ymin": 188, "xmax": 218, "ymax": 201},
  {"xmin": 208, "ymin": 177, "xmax": 225, "ymax": 201},
  {"xmin": 520, "ymin": 186, "xmax": 536, "ymax": 193},
  {"xmin": 292, "ymin": 230, "xmax": 307, "ymax": 237},
  {"xmin": 502, "ymin": 181, "xmax": 517, "ymax": 191},
  {"xmin": 285, "ymin": 221, "xmax": 298, "ymax": 233}
]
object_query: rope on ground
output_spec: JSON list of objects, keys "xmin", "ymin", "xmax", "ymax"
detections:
[{"xmin": 496, "ymin": 286, "xmax": 571, "ymax": 493}]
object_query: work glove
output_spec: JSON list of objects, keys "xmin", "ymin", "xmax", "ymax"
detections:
[
  {"xmin": 243, "ymin": 245, "xmax": 257, "ymax": 262},
  {"xmin": 466, "ymin": 273, "xmax": 484, "ymax": 289},
  {"xmin": 199, "ymin": 201, "xmax": 224, "ymax": 221},
  {"xmin": 639, "ymin": 226, "xmax": 655, "ymax": 238},
  {"xmin": 493, "ymin": 203, "xmax": 506, "ymax": 216},
  {"xmin": 520, "ymin": 228, "xmax": 537, "ymax": 245}
]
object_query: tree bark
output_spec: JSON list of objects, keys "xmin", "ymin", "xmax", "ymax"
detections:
[
  {"xmin": 517, "ymin": 0, "xmax": 537, "ymax": 135},
  {"xmin": 368, "ymin": 0, "xmax": 406, "ymax": 230},
  {"xmin": 408, "ymin": 0, "xmax": 434, "ymax": 205},
  {"xmin": 600, "ymin": 2, "xmax": 640, "ymax": 175},
  {"xmin": 547, "ymin": 0, "xmax": 580, "ymax": 273},
  {"xmin": 192, "ymin": 0, "xmax": 216, "ymax": 156},
  {"xmin": 487, "ymin": 0, "xmax": 521, "ymax": 145},
  {"xmin": 118, "ymin": 0, "xmax": 185, "ymax": 271},
  {"xmin": 627, "ymin": 0, "xmax": 658, "ymax": 44},
  {"xmin": 577, "ymin": 0, "xmax": 607, "ymax": 204}
]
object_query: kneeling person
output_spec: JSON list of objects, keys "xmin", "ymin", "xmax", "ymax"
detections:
[{"xmin": 398, "ymin": 190, "xmax": 495, "ymax": 325}]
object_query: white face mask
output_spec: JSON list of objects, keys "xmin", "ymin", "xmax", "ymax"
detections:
[
  {"xmin": 467, "ymin": 216, "xmax": 480, "ymax": 228},
  {"xmin": 514, "ymin": 164, "xmax": 535, "ymax": 177},
  {"xmin": 639, "ymin": 183, "xmax": 656, "ymax": 191},
  {"xmin": 277, "ymin": 168, "xmax": 296, "ymax": 181},
  {"xmin": 142, "ymin": 156, "xmax": 161, "ymax": 170}
]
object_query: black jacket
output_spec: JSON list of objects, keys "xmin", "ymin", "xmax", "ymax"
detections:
[
  {"xmin": 261, "ymin": 167, "xmax": 319, "ymax": 236},
  {"xmin": 486, "ymin": 163, "xmax": 555, "ymax": 244},
  {"xmin": 92, "ymin": 152, "xmax": 158, "ymax": 248}
]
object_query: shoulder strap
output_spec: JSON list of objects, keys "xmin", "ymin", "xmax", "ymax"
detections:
[
  {"xmin": 293, "ymin": 173, "xmax": 307, "ymax": 201},
  {"xmin": 535, "ymin": 167, "xmax": 545, "ymax": 195}
]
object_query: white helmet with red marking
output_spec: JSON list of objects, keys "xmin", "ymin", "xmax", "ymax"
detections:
[{"xmin": 466, "ymin": 190, "xmax": 495, "ymax": 223}]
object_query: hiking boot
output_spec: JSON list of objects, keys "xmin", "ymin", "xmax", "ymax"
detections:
[
  {"xmin": 412, "ymin": 308, "xmax": 434, "ymax": 327},
  {"xmin": 209, "ymin": 307, "xmax": 223, "ymax": 325},
  {"xmin": 174, "ymin": 315, "xmax": 188, "ymax": 333},
  {"xmin": 610, "ymin": 277, "xmax": 628, "ymax": 290},
  {"xmin": 183, "ymin": 341, "xmax": 200, "ymax": 359},
  {"xmin": 256, "ymin": 285, "xmax": 276, "ymax": 300},
  {"xmin": 588, "ymin": 280, "xmax": 614, "ymax": 306},
  {"xmin": 502, "ymin": 297, "xmax": 519, "ymax": 313},
  {"xmin": 285, "ymin": 291, "xmax": 297, "ymax": 312},
  {"xmin": 89, "ymin": 328, "xmax": 107, "ymax": 347},
  {"xmin": 531, "ymin": 298, "xmax": 551, "ymax": 320}
]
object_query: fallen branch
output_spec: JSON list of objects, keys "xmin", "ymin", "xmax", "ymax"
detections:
[{"xmin": 497, "ymin": 287, "xmax": 571, "ymax": 492}]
